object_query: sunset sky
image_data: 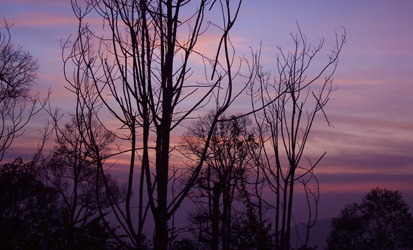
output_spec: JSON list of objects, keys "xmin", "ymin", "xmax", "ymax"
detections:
[{"xmin": 1, "ymin": 0, "xmax": 413, "ymax": 220}]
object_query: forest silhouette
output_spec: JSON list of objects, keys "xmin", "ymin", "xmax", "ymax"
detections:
[{"xmin": 1, "ymin": 1, "xmax": 412, "ymax": 250}]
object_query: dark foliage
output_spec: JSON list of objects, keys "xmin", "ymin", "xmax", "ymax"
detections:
[
  {"xmin": 171, "ymin": 238, "xmax": 197, "ymax": 250},
  {"xmin": 46, "ymin": 117, "xmax": 125, "ymax": 248},
  {"xmin": 0, "ymin": 157, "xmax": 120, "ymax": 249},
  {"xmin": 327, "ymin": 188, "xmax": 413, "ymax": 250},
  {"xmin": 230, "ymin": 183, "xmax": 273, "ymax": 250},
  {"xmin": 184, "ymin": 113, "xmax": 273, "ymax": 249},
  {"xmin": 0, "ymin": 158, "xmax": 61, "ymax": 249}
]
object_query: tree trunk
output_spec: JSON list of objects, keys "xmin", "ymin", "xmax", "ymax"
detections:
[
  {"xmin": 154, "ymin": 116, "xmax": 172, "ymax": 250},
  {"xmin": 212, "ymin": 182, "xmax": 221, "ymax": 250}
]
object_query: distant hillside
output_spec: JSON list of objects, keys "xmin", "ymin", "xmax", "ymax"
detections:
[{"xmin": 290, "ymin": 218, "xmax": 332, "ymax": 250}]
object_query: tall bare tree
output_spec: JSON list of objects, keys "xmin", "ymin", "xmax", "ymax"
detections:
[
  {"xmin": 63, "ymin": 0, "xmax": 245, "ymax": 248},
  {"xmin": 249, "ymin": 27, "xmax": 346, "ymax": 250},
  {"xmin": 0, "ymin": 20, "xmax": 45, "ymax": 162}
]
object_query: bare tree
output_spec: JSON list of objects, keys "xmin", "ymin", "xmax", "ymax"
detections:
[
  {"xmin": 63, "ymin": 0, "xmax": 246, "ymax": 249},
  {"xmin": 183, "ymin": 113, "xmax": 261, "ymax": 249},
  {"xmin": 249, "ymin": 26, "xmax": 346, "ymax": 250},
  {"xmin": 46, "ymin": 116, "xmax": 125, "ymax": 247},
  {"xmin": 0, "ymin": 20, "xmax": 45, "ymax": 162}
]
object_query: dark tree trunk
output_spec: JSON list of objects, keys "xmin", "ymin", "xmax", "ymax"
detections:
[{"xmin": 212, "ymin": 182, "xmax": 221, "ymax": 250}]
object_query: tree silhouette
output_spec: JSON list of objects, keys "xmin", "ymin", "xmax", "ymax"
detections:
[
  {"xmin": 0, "ymin": 20, "xmax": 45, "ymax": 162},
  {"xmin": 64, "ymin": 1, "xmax": 246, "ymax": 248},
  {"xmin": 327, "ymin": 188, "xmax": 413, "ymax": 250},
  {"xmin": 184, "ymin": 113, "xmax": 272, "ymax": 249},
  {"xmin": 249, "ymin": 26, "xmax": 345, "ymax": 250},
  {"xmin": 0, "ymin": 155, "xmax": 121, "ymax": 249},
  {"xmin": 46, "ymin": 116, "xmax": 125, "ymax": 248},
  {"xmin": 0, "ymin": 158, "xmax": 62, "ymax": 249}
]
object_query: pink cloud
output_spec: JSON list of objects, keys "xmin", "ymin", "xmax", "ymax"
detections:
[
  {"xmin": 5, "ymin": 12, "xmax": 103, "ymax": 28},
  {"xmin": 2, "ymin": 0, "xmax": 67, "ymax": 5}
]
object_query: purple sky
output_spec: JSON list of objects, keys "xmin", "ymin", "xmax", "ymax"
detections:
[{"xmin": 1, "ymin": 0, "xmax": 413, "ymax": 219}]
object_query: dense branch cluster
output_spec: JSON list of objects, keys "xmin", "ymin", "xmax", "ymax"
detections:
[
  {"xmin": 0, "ymin": 22, "xmax": 44, "ymax": 162},
  {"xmin": 0, "ymin": 23, "xmax": 37, "ymax": 101},
  {"xmin": 62, "ymin": 1, "xmax": 244, "ymax": 249},
  {"xmin": 7, "ymin": 2, "xmax": 403, "ymax": 250}
]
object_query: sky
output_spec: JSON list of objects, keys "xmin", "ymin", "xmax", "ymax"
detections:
[{"xmin": 1, "ymin": 0, "xmax": 413, "ymax": 220}]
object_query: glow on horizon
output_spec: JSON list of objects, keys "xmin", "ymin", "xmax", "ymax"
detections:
[{"xmin": 1, "ymin": 0, "xmax": 412, "ymax": 201}]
